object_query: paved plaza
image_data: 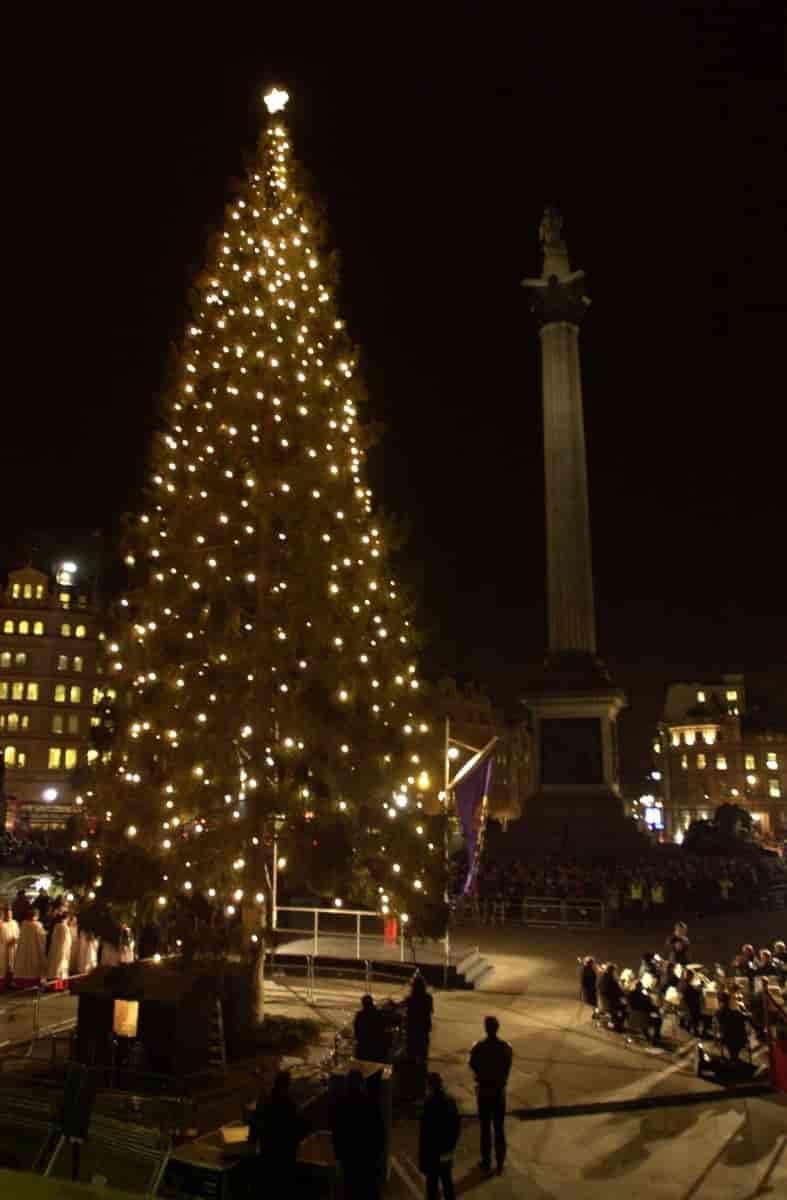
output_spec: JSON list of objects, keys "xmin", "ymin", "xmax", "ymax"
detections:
[{"xmin": 278, "ymin": 909, "xmax": 786, "ymax": 1199}]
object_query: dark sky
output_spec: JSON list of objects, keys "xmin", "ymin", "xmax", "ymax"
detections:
[{"xmin": 5, "ymin": 7, "xmax": 786, "ymax": 773}]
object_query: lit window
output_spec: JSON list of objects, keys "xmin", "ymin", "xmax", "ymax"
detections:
[
  {"xmin": 680, "ymin": 754, "xmax": 688, "ymax": 770},
  {"xmin": 0, "ymin": 653, "xmax": 10, "ymax": 669},
  {"xmin": 78, "ymin": 595, "xmax": 87, "ymax": 608},
  {"xmin": 23, "ymin": 583, "xmax": 33, "ymax": 598},
  {"xmin": 73, "ymin": 656, "xmax": 83, "ymax": 673},
  {"xmin": 64, "ymin": 748, "xmax": 78, "ymax": 770},
  {"xmin": 684, "ymin": 729, "xmax": 696, "ymax": 746},
  {"xmin": 767, "ymin": 753, "xmax": 778, "ymax": 770},
  {"xmin": 75, "ymin": 625, "xmax": 86, "ymax": 639},
  {"xmin": 702, "ymin": 729, "xmax": 717, "ymax": 745},
  {"xmin": 3, "ymin": 620, "xmax": 14, "ymax": 634},
  {"xmin": 671, "ymin": 731, "xmax": 680, "ymax": 747},
  {"xmin": 18, "ymin": 621, "xmax": 29, "ymax": 635},
  {"xmin": 54, "ymin": 684, "xmax": 66, "ymax": 703},
  {"xmin": 35, "ymin": 584, "xmax": 44, "ymax": 599},
  {"xmin": 14, "ymin": 652, "xmax": 26, "ymax": 667},
  {"xmin": 11, "ymin": 584, "xmax": 20, "ymax": 598},
  {"xmin": 59, "ymin": 592, "xmax": 71, "ymax": 608},
  {"xmin": 653, "ymin": 740, "xmax": 661, "ymax": 754},
  {"xmin": 51, "ymin": 714, "xmax": 64, "ymax": 734},
  {"xmin": 726, "ymin": 689, "xmax": 738, "ymax": 702},
  {"xmin": 769, "ymin": 779, "xmax": 781, "ymax": 799},
  {"xmin": 7, "ymin": 713, "xmax": 19, "ymax": 731},
  {"xmin": 12, "ymin": 682, "xmax": 24, "ymax": 701},
  {"xmin": 697, "ymin": 753, "xmax": 707, "ymax": 769},
  {"xmin": 26, "ymin": 682, "xmax": 38, "ymax": 701},
  {"xmin": 4, "ymin": 746, "xmax": 16, "ymax": 766},
  {"xmin": 61, "ymin": 623, "xmax": 72, "ymax": 637},
  {"xmin": 697, "ymin": 690, "xmax": 706, "ymax": 703},
  {"xmin": 745, "ymin": 754, "xmax": 756, "ymax": 770},
  {"xmin": 716, "ymin": 754, "xmax": 727, "ymax": 770},
  {"xmin": 92, "ymin": 688, "xmax": 102, "ymax": 705},
  {"xmin": 87, "ymin": 748, "xmax": 99, "ymax": 764},
  {"xmin": 69, "ymin": 685, "xmax": 82, "ymax": 704},
  {"xmin": 48, "ymin": 747, "xmax": 62, "ymax": 769},
  {"xmin": 57, "ymin": 655, "xmax": 68, "ymax": 672},
  {"xmin": 67, "ymin": 714, "xmax": 79, "ymax": 734},
  {"xmin": 33, "ymin": 621, "xmax": 44, "ymax": 636},
  {"xmin": 0, "ymin": 683, "xmax": 7, "ymax": 700}
]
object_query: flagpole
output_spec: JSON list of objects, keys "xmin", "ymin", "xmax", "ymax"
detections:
[{"xmin": 444, "ymin": 716, "xmax": 451, "ymax": 979}]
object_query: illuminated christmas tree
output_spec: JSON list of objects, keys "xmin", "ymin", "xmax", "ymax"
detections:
[{"xmin": 96, "ymin": 87, "xmax": 445, "ymax": 940}]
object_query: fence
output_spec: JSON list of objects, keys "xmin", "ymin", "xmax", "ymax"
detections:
[
  {"xmin": 453, "ymin": 895, "xmax": 606, "ymax": 929},
  {"xmin": 0, "ymin": 977, "xmax": 83, "ymax": 1054},
  {"xmin": 275, "ymin": 905, "xmax": 407, "ymax": 961}
]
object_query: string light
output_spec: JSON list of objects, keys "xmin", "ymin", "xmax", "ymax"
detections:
[{"xmin": 98, "ymin": 83, "xmax": 441, "ymax": 932}]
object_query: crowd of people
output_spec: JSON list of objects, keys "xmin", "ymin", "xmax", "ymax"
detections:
[
  {"xmin": 0, "ymin": 887, "xmax": 134, "ymax": 992},
  {"xmin": 580, "ymin": 920, "xmax": 787, "ymax": 1070},
  {"xmin": 470, "ymin": 852, "xmax": 787, "ymax": 920}
]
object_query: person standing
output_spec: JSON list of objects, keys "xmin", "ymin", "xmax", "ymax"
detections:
[
  {"xmin": 354, "ymin": 994, "xmax": 388, "ymax": 1064},
  {"xmin": 469, "ymin": 1016, "xmax": 512, "ymax": 1176},
  {"xmin": 0, "ymin": 908, "xmax": 20, "ymax": 990},
  {"xmin": 46, "ymin": 913, "xmax": 73, "ymax": 989},
  {"xmin": 579, "ymin": 956, "xmax": 598, "ymax": 1010},
  {"xmin": 665, "ymin": 922, "xmax": 690, "ymax": 965},
  {"xmin": 332, "ymin": 1068, "xmax": 385, "ymax": 1200},
  {"xmin": 405, "ymin": 972, "xmax": 434, "ymax": 1065},
  {"xmin": 13, "ymin": 911, "xmax": 47, "ymax": 989},
  {"xmin": 247, "ymin": 1070, "xmax": 301, "ymax": 1187},
  {"xmin": 12, "ymin": 889, "xmax": 32, "ymax": 923},
  {"xmin": 75, "ymin": 925, "xmax": 99, "ymax": 975},
  {"xmin": 419, "ymin": 1073, "xmax": 460, "ymax": 1200}
]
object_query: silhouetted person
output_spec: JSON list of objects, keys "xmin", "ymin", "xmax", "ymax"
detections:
[
  {"xmin": 354, "ymin": 994, "xmax": 387, "ymax": 1063},
  {"xmin": 33, "ymin": 887, "xmax": 50, "ymax": 923},
  {"xmin": 469, "ymin": 1016, "xmax": 512, "ymax": 1175},
  {"xmin": 405, "ymin": 972, "xmax": 434, "ymax": 1065},
  {"xmin": 12, "ymin": 890, "xmax": 32, "ymax": 923},
  {"xmin": 628, "ymin": 980, "xmax": 663, "ymax": 1045},
  {"xmin": 598, "ymin": 963, "xmax": 627, "ymax": 1031},
  {"xmin": 665, "ymin": 922, "xmax": 690, "ymax": 965},
  {"xmin": 138, "ymin": 920, "xmax": 161, "ymax": 961},
  {"xmin": 419, "ymin": 1072, "xmax": 460, "ymax": 1200},
  {"xmin": 248, "ymin": 1070, "xmax": 301, "ymax": 1185},
  {"xmin": 680, "ymin": 969, "xmax": 712, "ymax": 1037},
  {"xmin": 332, "ymin": 1068, "xmax": 385, "ymax": 1200},
  {"xmin": 579, "ymin": 956, "xmax": 597, "ymax": 1009},
  {"xmin": 717, "ymin": 992, "xmax": 748, "ymax": 1063}
]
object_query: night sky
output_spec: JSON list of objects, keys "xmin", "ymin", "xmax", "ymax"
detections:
[{"xmin": 5, "ymin": 8, "xmax": 785, "ymax": 778}]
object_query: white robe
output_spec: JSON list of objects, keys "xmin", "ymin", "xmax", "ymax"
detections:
[
  {"xmin": 102, "ymin": 938, "xmax": 135, "ymax": 967},
  {"xmin": 13, "ymin": 919, "xmax": 47, "ymax": 981},
  {"xmin": 47, "ymin": 921, "xmax": 73, "ymax": 981},
  {"xmin": 0, "ymin": 919, "xmax": 20, "ymax": 976},
  {"xmin": 76, "ymin": 930, "xmax": 99, "ymax": 975}
]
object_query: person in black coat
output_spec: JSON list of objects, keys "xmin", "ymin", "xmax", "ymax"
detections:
[
  {"xmin": 716, "ymin": 992, "xmax": 748, "ymax": 1062},
  {"xmin": 598, "ymin": 964, "xmax": 627, "ymax": 1031},
  {"xmin": 665, "ymin": 922, "xmax": 690, "ymax": 965},
  {"xmin": 419, "ymin": 1073, "xmax": 460, "ymax": 1200},
  {"xmin": 679, "ymin": 969, "xmax": 712, "ymax": 1037},
  {"xmin": 247, "ymin": 1070, "xmax": 302, "ymax": 1185},
  {"xmin": 405, "ymin": 972, "xmax": 434, "ymax": 1064},
  {"xmin": 627, "ymin": 980, "xmax": 663, "ymax": 1045},
  {"xmin": 580, "ymin": 957, "xmax": 598, "ymax": 1009},
  {"xmin": 354, "ymin": 994, "xmax": 388, "ymax": 1063},
  {"xmin": 332, "ymin": 1068, "xmax": 385, "ymax": 1200}
]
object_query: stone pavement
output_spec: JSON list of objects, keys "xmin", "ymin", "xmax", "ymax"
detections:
[{"xmin": 274, "ymin": 910, "xmax": 786, "ymax": 1199}]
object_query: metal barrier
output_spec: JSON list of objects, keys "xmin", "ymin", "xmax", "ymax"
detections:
[
  {"xmin": 522, "ymin": 897, "xmax": 605, "ymax": 929},
  {"xmin": 275, "ymin": 905, "xmax": 406, "ymax": 961}
]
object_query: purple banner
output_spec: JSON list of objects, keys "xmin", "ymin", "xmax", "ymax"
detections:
[{"xmin": 456, "ymin": 756, "xmax": 493, "ymax": 895}]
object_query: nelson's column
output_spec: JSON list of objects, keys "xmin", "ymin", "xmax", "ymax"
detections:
[{"xmin": 520, "ymin": 207, "xmax": 635, "ymax": 852}]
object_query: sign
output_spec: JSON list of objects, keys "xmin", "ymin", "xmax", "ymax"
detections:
[{"xmin": 113, "ymin": 999, "xmax": 140, "ymax": 1038}]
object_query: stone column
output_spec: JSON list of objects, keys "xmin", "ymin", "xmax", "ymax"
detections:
[{"xmin": 541, "ymin": 319, "xmax": 596, "ymax": 654}]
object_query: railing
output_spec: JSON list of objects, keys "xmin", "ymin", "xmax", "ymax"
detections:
[
  {"xmin": 275, "ymin": 905, "xmax": 406, "ymax": 961},
  {"xmin": 452, "ymin": 895, "xmax": 605, "ymax": 929},
  {"xmin": 0, "ymin": 975, "xmax": 87, "ymax": 1055}
]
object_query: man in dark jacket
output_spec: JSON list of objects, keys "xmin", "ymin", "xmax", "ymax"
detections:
[
  {"xmin": 332, "ymin": 1068, "xmax": 385, "ymax": 1200},
  {"xmin": 418, "ymin": 1073, "xmax": 460, "ymax": 1199},
  {"xmin": 354, "ymin": 994, "xmax": 388, "ymax": 1063},
  {"xmin": 598, "ymin": 963, "xmax": 627, "ymax": 1031},
  {"xmin": 628, "ymin": 980, "xmax": 663, "ymax": 1045},
  {"xmin": 247, "ymin": 1070, "xmax": 301, "ymax": 1185},
  {"xmin": 469, "ymin": 1016, "xmax": 512, "ymax": 1175}
]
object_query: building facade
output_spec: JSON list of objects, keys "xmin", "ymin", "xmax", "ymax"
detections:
[
  {"xmin": 0, "ymin": 564, "xmax": 102, "ymax": 828},
  {"xmin": 435, "ymin": 678, "xmax": 529, "ymax": 825},
  {"xmin": 653, "ymin": 674, "xmax": 787, "ymax": 842}
]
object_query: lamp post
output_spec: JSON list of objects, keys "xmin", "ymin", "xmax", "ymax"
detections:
[{"xmin": 271, "ymin": 814, "xmax": 286, "ymax": 931}]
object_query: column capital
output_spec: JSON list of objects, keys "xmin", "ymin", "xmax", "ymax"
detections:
[{"xmin": 523, "ymin": 272, "xmax": 591, "ymax": 329}]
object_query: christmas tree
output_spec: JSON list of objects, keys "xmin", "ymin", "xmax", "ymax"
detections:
[{"xmin": 93, "ymin": 87, "xmax": 445, "ymax": 941}]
